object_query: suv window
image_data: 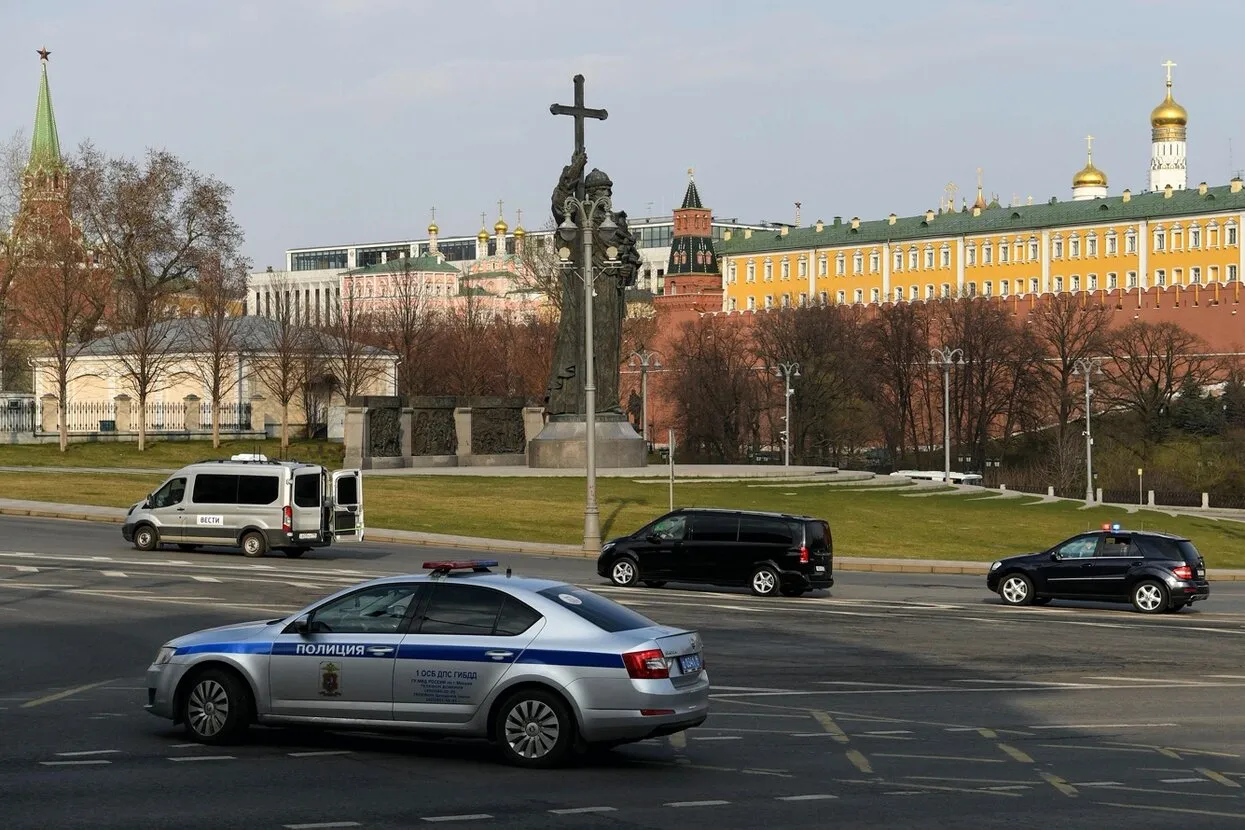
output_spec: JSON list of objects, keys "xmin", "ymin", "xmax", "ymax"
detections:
[
  {"xmin": 294, "ymin": 473, "xmax": 320, "ymax": 508},
  {"xmin": 647, "ymin": 514, "xmax": 687, "ymax": 541},
  {"xmin": 1097, "ymin": 535, "xmax": 1131, "ymax": 557},
  {"xmin": 1056, "ymin": 536, "xmax": 1099, "ymax": 559},
  {"xmin": 538, "ymin": 586, "xmax": 655, "ymax": 633},
  {"xmin": 1134, "ymin": 536, "xmax": 1185, "ymax": 561},
  {"xmin": 418, "ymin": 584, "xmax": 507, "ymax": 636},
  {"xmin": 690, "ymin": 513, "xmax": 739, "ymax": 543},
  {"xmin": 238, "ymin": 475, "xmax": 279, "ymax": 505},
  {"xmin": 806, "ymin": 520, "xmax": 830, "ymax": 551},
  {"xmin": 150, "ymin": 477, "xmax": 186, "ymax": 509},
  {"xmin": 739, "ymin": 516, "xmax": 794, "ymax": 546},
  {"xmin": 192, "ymin": 474, "xmax": 238, "ymax": 504}
]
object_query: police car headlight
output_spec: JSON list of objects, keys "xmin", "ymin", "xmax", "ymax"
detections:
[
  {"xmin": 600, "ymin": 542, "xmax": 615, "ymax": 553},
  {"xmin": 153, "ymin": 646, "xmax": 177, "ymax": 665},
  {"xmin": 990, "ymin": 561, "xmax": 1001, "ymax": 571}
]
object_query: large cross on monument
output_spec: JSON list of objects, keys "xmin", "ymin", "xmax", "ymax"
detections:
[{"xmin": 550, "ymin": 74, "xmax": 607, "ymax": 198}]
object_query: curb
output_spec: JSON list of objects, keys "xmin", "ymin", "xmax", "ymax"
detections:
[{"xmin": 0, "ymin": 506, "xmax": 126, "ymax": 525}]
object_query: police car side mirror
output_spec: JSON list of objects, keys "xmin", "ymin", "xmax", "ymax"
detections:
[
  {"xmin": 646, "ymin": 534, "xmax": 662, "ymax": 544},
  {"xmin": 292, "ymin": 615, "xmax": 311, "ymax": 635},
  {"xmin": 1049, "ymin": 552, "xmax": 1060, "ymax": 561}
]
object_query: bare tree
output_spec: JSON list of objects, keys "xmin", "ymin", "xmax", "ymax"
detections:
[
  {"xmin": 864, "ymin": 302, "xmax": 933, "ymax": 466},
  {"xmin": 1027, "ymin": 293, "xmax": 1112, "ymax": 445},
  {"xmin": 1102, "ymin": 320, "xmax": 1216, "ymax": 443},
  {"xmin": 374, "ymin": 257, "xmax": 439, "ymax": 398},
  {"xmin": 668, "ymin": 315, "xmax": 761, "ymax": 462},
  {"xmin": 516, "ymin": 225, "xmax": 564, "ymax": 314},
  {"xmin": 321, "ymin": 277, "xmax": 388, "ymax": 404},
  {"xmin": 249, "ymin": 273, "xmax": 310, "ymax": 451},
  {"xmin": 190, "ymin": 254, "xmax": 249, "ymax": 447},
  {"xmin": 440, "ymin": 284, "xmax": 492, "ymax": 396}
]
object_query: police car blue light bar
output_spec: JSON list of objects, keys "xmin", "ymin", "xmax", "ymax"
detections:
[
  {"xmin": 1100, "ymin": 523, "xmax": 1122, "ymax": 532},
  {"xmin": 423, "ymin": 560, "xmax": 499, "ymax": 573}
]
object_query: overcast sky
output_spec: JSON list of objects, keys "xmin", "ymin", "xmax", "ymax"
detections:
[{"xmin": 5, "ymin": 0, "xmax": 1245, "ymax": 269}]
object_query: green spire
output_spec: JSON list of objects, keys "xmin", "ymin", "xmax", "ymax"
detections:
[{"xmin": 29, "ymin": 49, "xmax": 63, "ymax": 173}]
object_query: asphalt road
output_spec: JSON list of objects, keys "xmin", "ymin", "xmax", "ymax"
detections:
[{"xmin": 3, "ymin": 515, "xmax": 1245, "ymax": 828}]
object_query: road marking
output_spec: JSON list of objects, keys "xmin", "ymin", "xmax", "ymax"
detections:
[
  {"xmin": 55, "ymin": 749, "xmax": 120, "ymax": 757},
  {"xmin": 1207, "ymin": 674, "xmax": 1245, "ymax": 680},
  {"xmin": 287, "ymin": 582, "xmax": 325, "ymax": 589},
  {"xmin": 1038, "ymin": 743, "xmax": 1152, "ymax": 753},
  {"xmin": 21, "ymin": 680, "xmax": 112, "ymax": 708},
  {"xmin": 846, "ymin": 749, "xmax": 873, "ymax": 773},
  {"xmin": 1085, "ymin": 675, "xmax": 1207, "ymax": 685},
  {"xmin": 668, "ymin": 731, "xmax": 687, "ymax": 750},
  {"xmin": 1197, "ymin": 768, "xmax": 1242, "ymax": 788},
  {"xmin": 742, "ymin": 768, "xmax": 794, "ymax": 778},
  {"xmin": 1030, "ymin": 723, "xmax": 1179, "ymax": 729},
  {"xmin": 191, "ymin": 576, "xmax": 221, "ymax": 583},
  {"xmin": 693, "ymin": 736, "xmax": 742, "ymax": 741},
  {"xmin": 875, "ymin": 753, "xmax": 1004, "ymax": 764},
  {"xmin": 548, "ymin": 807, "xmax": 616, "ymax": 815},
  {"xmin": 288, "ymin": 750, "xmax": 353, "ymax": 757},
  {"xmin": 1161, "ymin": 777, "xmax": 1208, "ymax": 783},
  {"xmin": 997, "ymin": 743, "xmax": 1034, "ymax": 763},
  {"xmin": 38, "ymin": 760, "xmax": 111, "ymax": 766},
  {"xmin": 1071, "ymin": 781, "xmax": 1123, "ymax": 787},
  {"xmin": 422, "ymin": 815, "xmax": 493, "ymax": 823},
  {"xmin": 284, "ymin": 824, "xmax": 362, "ymax": 830},
  {"xmin": 712, "ymin": 685, "xmax": 798, "ymax": 693},
  {"xmin": 776, "ymin": 794, "xmax": 838, "ymax": 801},
  {"xmin": 169, "ymin": 743, "xmax": 200, "ymax": 748},
  {"xmin": 664, "ymin": 800, "xmax": 730, "ymax": 808},
  {"xmin": 811, "ymin": 711, "xmax": 849, "ymax": 744},
  {"xmin": 14, "ymin": 565, "xmax": 38, "ymax": 572},
  {"xmin": 1100, "ymin": 802, "xmax": 1245, "ymax": 819},
  {"xmin": 99, "ymin": 570, "xmax": 128, "ymax": 577},
  {"xmin": 1039, "ymin": 772, "xmax": 1078, "ymax": 797},
  {"xmin": 168, "ymin": 755, "xmax": 235, "ymax": 762},
  {"xmin": 976, "ymin": 728, "xmax": 997, "ymax": 739}
]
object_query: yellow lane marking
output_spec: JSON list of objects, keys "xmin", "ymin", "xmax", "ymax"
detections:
[
  {"xmin": 846, "ymin": 750, "xmax": 873, "ymax": 774},
  {"xmin": 21, "ymin": 680, "xmax": 112, "ymax": 709},
  {"xmin": 811, "ymin": 711, "xmax": 850, "ymax": 744},
  {"xmin": 668, "ymin": 731, "xmax": 687, "ymax": 750},
  {"xmin": 997, "ymin": 743, "xmax": 1034, "ymax": 763},
  {"xmin": 1039, "ymin": 772, "xmax": 1078, "ymax": 797},
  {"xmin": 976, "ymin": 728, "xmax": 997, "ymax": 739},
  {"xmin": 874, "ymin": 753, "xmax": 1003, "ymax": 764},
  {"xmin": 1100, "ymin": 802, "xmax": 1245, "ymax": 819},
  {"xmin": 1197, "ymin": 767, "xmax": 1242, "ymax": 788}
]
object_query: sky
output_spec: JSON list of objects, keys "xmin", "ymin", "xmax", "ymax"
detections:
[{"xmin": 5, "ymin": 0, "xmax": 1245, "ymax": 270}]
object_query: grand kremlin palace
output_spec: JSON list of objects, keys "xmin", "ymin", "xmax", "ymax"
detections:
[{"xmin": 717, "ymin": 67, "xmax": 1245, "ymax": 315}]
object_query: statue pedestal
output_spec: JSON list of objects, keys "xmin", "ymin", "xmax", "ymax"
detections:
[{"xmin": 527, "ymin": 413, "xmax": 647, "ymax": 469}]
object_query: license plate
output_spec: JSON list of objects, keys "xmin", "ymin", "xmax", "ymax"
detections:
[
  {"xmin": 815, "ymin": 565, "xmax": 826, "ymax": 572},
  {"xmin": 679, "ymin": 653, "xmax": 703, "ymax": 673},
  {"xmin": 298, "ymin": 532, "xmax": 317, "ymax": 540}
]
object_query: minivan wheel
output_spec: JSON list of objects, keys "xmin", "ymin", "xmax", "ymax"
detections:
[
  {"xmin": 495, "ymin": 688, "xmax": 575, "ymax": 768},
  {"xmin": 133, "ymin": 525, "xmax": 158, "ymax": 552},
  {"xmin": 1131, "ymin": 580, "xmax": 1168, "ymax": 614},
  {"xmin": 998, "ymin": 574, "xmax": 1034, "ymax": 606},
  {"xmin": 750, "ymin": 566, "xmax": 781, "ymax": 597},
  {"xmin": 610, "ymin": 557, "xmax": 639, "ymax": 587},
  {"xmin": 240, "ymin": 531, "xmax": 267, "ymax": 558},
  {"xmin": 182, "ymin": 668, "xmax": 250, "ymax": 744}
]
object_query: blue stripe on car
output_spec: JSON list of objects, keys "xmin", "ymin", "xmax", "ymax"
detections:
[
  {"xmin": 175, "ymin": 642, "xmax": 273, "ymax": 656},
  {"xmin": 177, "ymin": 641, "xmax": 624, "ymax": 669}
]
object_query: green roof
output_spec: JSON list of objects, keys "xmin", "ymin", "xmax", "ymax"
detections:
[
  {"xmin": 720, "ymin": 184, "xmax": 1245, "ymax": 256},
  {"xmin": 29, "ymin": 59, "xmax": 63, "ymax": 173},
  {"xmin": 344, "ymin": 254, "xmax": 458, "ymax": 275}
]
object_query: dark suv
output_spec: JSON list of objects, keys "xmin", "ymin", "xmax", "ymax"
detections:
[
  {"xmin": 986, "ymin": 525, "xmax": 1210, "ymax": 614},
  {"xmin": 596, "ymin": 508, "xmax": 833, "ymax": 597}
]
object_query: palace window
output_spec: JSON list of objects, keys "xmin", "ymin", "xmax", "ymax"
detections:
[
  {"xmin": 764, "ymin": 294, "xmax": 774, "ymax": 309},
  {"xmin": 1088, "ymin": 273, "xmax": 1098, "ymax": 290},
  {"xmin": 1209, "ymin": 224, "xmax": 1219, "ymax": 247},
  {"xmin": 854, "ymin": 289, "xmax": 864, "ymax": 304},
  {"xmin": 1015, "ymin": 241, "xmax": 1024, "ymax": 261},
  {"xmin": 1191, "ymin": 267, "xmax": 1202, "ymax": 283},
  {"xmin": 909, "ymin": 248, "xmax": 919, "ymax": 270},
  {"xmin": 1210, "ymin": 265, "xmax": 1220, "ymax": 282},
  {"xmin": 1125, "ymin": 231, "xmax": 1137, "ymax": 254},
  {"xmin": 1070, "ymin": 275, "xmax": 1081, "ymax": 292},
  {"xmin": 893, "ymin": 248, "xmax": 903, "ymax": 271},
  {"xmin": 1029, "ymin": 239, "xmax": 1039, "ymax": 260},
  {"xmin": 1107, "ymin": 272, "xmax": 1117, "ymax": 289},
  {"xmin": 1190, "ymin": 226, "xmax": 1201, "ymax": 248},
  {"xmin": 729, "ymin": 297, "xmax": 738, "ymax": 311},
  {"xmin": 1087, "ymin": 235, "xmax": 1098, "ymax": 257},
  {"xmin": 941, "ymin": 245, "xmax": 951, "ymax": 268},
  {"xmin": 780, "ymin": 260, "xmax": 789, "ymax": 279},
  {"xmin": 926, "ymin": 284, "xmax": 936, "ymax": 299},
  {"xmin": 764, "ymin": 259, "xmax": 773, "ymax": 280},
  {"xmin": 747, "ymin": 296, "xmax": 756, "ymax": 310},
  {"xmin": 819, "ymin": 290, "xmax": 828, "ymax": 305},
  {"xmin": 966, "ymin": 245, "xmax": 977, "ymax": 266},
  {"xmin": 924, "ymin": 247, "xmax": 935, "ymax": 269},
  {"xmin": 798, "ymin": 259, "xmax": 807, "ymax": 278},
  {"xmin": 1030, "ymin": 277, "xmax": 1040, "ymax": 294},
  {"xmin": 819, "ymin": 255, "xmax": 828, "ymax": 276},
  {"xmin": 1155, "ymin": 269, "xmax": 1166, "ymax": 286},
  {"xmin": 728, "ymin": 263, "xmax": 737, "ymax": 283},
  {"xmin": 1127, "ymin": 271, "xmax": 1138, "ymax": 288},
  {"xmin": 836, "ymin": 253, "xmax": 846, "ymax": 275},
  {"xmin": 1172, "ymin": 226, "xmax": 1183, "ymax": 250},
  {"xmin": 941, "ymin": 283, "xmax": 951, "ymax": 298},
  {"xmin": 983, "ymin": 281, "xmax": 993, "ymax": 297},
  {"xmin": 1000, "ymin": 280, "xmax": 1010, "ymax": 298},
  {"xmin": 781, "ymin": 293, "xmax": 791, "ymax": 308},
  {"xmin": 1070, "ymin": 236, "xmax": 1081, "ymax": 258},
  {"xmin": 870, "ymin": 288, "xmax": 880, "ymax": 304},
  {"xmin": 852, "ymin": 252, "xmax": 863, "ymax": 274},
  {"xmin": 1154, "ymin": 228, "xmax": 1166, "ymax": 251},
  {"xmin": 1106, "ymin": 232, "xmax": 1118, "ymax": 255},
  {"xmin": 1229, "ymin": 265, "xmax": 1239, "ymax": 282},
  {"xmin": 967, "ymin": 282, "xmax": 977, "ymax": 297},
  {"xmin": 1053, "ymin": 238, "xmax": 1064, "ymax": 258},
  {"xmin": 747, "ymin": 262, "xmax": 756, "ymax": 282},
  {"xmin": 836, "ymin": 289, "xmax": 846, "ymax": 304},
  {"xmin": 999, "ymin": 242, "xmax": 1009, "ymax": 264},
  {"xmin": 1229, "ymin": 224, "xmax": 1239, "ymax": 246},
  {"xmin": 894, "ymin": 286, "xmax": 904, "ymax": 303},
  {"xmin": 910, "ymin": 285, "xmax": 920, "ymax": 301},
  {"xmin": 869, "ymin": 251, "xmax": 880, "ymax": 273},
  {"xmin": 1054, "ymin": 276, "xmax": 1064, "ymax": 292},
  {"xmin": 983, "ymin": 244, "xmax": 993, "ymax": 264}
]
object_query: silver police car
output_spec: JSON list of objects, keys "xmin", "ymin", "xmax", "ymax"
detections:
[{"xmin": 146, "ymin": 560, "xmax": 709, "ymax": 767}]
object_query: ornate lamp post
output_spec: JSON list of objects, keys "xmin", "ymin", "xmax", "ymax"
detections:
[
  {"xmin": 558, "ymin": 198, "xmax": 621, "ymax": 554},
  {"xmin": 773, "ymin": 361, "xmax": 801, "ymax": 466},
  {"xmin": 929, "ymin": 347, "xmax": 964, "ymax": 484},
  {"xmin": 628, "ymin": 347, "xmax": 663, "ymax": 448},
  {"xmin": 1073, "ymin": 357, "xmax": 1104, "ymax": 503}
]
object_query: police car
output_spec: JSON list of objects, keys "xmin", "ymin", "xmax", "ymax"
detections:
[{"xmin": 145, "ymin": 561, "xmax": 709, "ymax": 767}]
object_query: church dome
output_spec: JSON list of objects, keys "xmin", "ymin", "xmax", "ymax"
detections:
[
  {"xmin": 1073, "ymin": 161, "xmax": 1107, "ymax": 188},
  {"xmin": 1151, "ymin": 88, "xmax": 1188, "ymax": 129},
  {"xmin": 427, "ymin": 221, "xmax": 439, "ymax": 235},
  {"xmin": 477, "ymin": 227, "xmax": 489, "ymax": 242},
  {"xmin": 513, "ymin": 225, "xmax": 526, "ymax": 238},
  {"xmin": 494, "ymin": 217, "xmax": 508, "ymax": 235}
]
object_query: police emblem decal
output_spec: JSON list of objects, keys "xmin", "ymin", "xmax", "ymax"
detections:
[{"xmin": 319, "ymin": 661, "xmax": 341, "ymax": 697}]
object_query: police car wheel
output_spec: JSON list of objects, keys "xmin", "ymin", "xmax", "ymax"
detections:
[
  {"xmin": 133, "ymin": 525, "xmax": 158, "ymax": 552},
  {"xmin": 750, "ymin": 566, "xmax": 781, "ymax": 596},
  {"xmin": 240, "ymin": 531, "xmax": 266, "ymax": 558},
  {"xmin": 183, "ymin": 669, "xmax": 250, "ymax": 744},
  {"xmin": 496, "ymin": 689, "xmax": 574, "ymax": 768},
  {"xmin": 610, "ymin": 557, "xmax": 639, "ymax": 587},
  {"xmin": 1131, "ymin": 580, "xmax": 1168, "ymax": 614}
]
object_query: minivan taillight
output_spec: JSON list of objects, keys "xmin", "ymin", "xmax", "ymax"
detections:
[
  {"xmin": 1172, "ymin": 565, "xmax": 1193, "ymax": 580},
  {"xmin": 799, "ymin": 545, "xmax": 809, "ymax": 564},
  {"xmin": 282, "ymin": 505, "xmax": 292, "ymax": 533},
  {"xmin": 623, "ymin": 649, "xmax": 669, "ymax": 679}
]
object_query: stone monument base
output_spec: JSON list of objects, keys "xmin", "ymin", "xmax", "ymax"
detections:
[{"xmin": 527, "ymin": 413, "xmax": 647, "ymax": 469}]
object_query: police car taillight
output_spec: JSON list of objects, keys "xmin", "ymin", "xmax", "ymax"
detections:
[
  {"xmin": 282, "ymin": 505, "xmax": 292, "ymax": 533},
  {"xmin": 799, "ymin": 545, "xmax": 809, "ymax": 564},
  {"xmin": 1172, "ymin": 565, "xmax": 1194, "ymax": 580},
  {"xmin": 623, "ymin": 648, "xmax": 669, "ymax": 680}
]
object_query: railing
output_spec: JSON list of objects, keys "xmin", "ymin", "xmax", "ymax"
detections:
[
  {"xmin": 0, "ymin": 399, "xmax": 37, "ymax": 432},
  {"xmin": 38, "ymin": 399, "xmax": 253, "ymax": 434},
  {"xmin": 54, "ymin": 400, "xmax": 118, "ymax": 433},
  {"xmin": 143, "ymin": 401, "xmax": 186, "ymax": 433},
  {"xmin": 199, "ymin": 400, "xmax": 252, "ymax": 432}
]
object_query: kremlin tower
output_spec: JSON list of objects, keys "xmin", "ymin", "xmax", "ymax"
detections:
[{"xmin": 654, "ymin": 169, "xmax": 722, "ymax": 313}]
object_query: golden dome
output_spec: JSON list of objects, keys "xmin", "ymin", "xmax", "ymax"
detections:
[
  {"xmin": 427, "ymin": 222, "xmax": 439, "ymax": 235},
  {"xmin": 1151, "ymin": 86, "xmax": 1188, "ymax": 128},
  {"xmin": 477, "ymin": 227, "xmax": 489, "ymax": 242},
  {"xmin": 494, "ymin": 217, "xmax": 508, "ymax": 234},
  {"xmin": 1073, "ymin": 161, "xmax": 1107, "ymax": 188},
  {"xmin": 513, "ymin": 225, "xmax": 526, "ymax": 238}
]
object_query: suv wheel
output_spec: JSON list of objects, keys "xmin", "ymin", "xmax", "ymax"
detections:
[
  {"xmin": 610, "ymin": 557, "xmax": 639, "ymax": 587},
  {"xmin": 240, "ymin": 531, "xmax": 267, "ymax": 558},
  {"xmin": 1131, "ymin": 580, "xmax": 1168, "ymax": 614},
  {"xmin": 495, "ymin": 689, "xmax": 574, "ymax": 768},
  {"xmin": 133, "ymin": 525, "xmax": 159, "ymax": 552},
  {"xmin": 182, "ymin": 669, "xmax": 251, "ymax": 744},
  {"xmin": 998, "ymin": 574, "xmax": 1035, "ymax": 606},
  {"xmin": 750, "ymin": 566, "xmax": 780, "ymax": 597}
]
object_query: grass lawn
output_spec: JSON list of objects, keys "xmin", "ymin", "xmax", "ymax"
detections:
[
  {"xmin": 4, "ymin": 471, "xmax": 1245, "ymax": 568},
  {"xmin": 0, "ymin": 439, "xmax": 343, "ymax": 470}
]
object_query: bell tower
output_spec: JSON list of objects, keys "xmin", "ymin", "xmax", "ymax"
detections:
[{"xmin": 655, "ymin": 169, "xmax": 722, "ymax": 312}]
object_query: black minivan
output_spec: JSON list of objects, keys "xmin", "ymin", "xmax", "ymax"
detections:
[{"xmin": 596, "ymin": 508, "xmax": 833, "ymax": 597}]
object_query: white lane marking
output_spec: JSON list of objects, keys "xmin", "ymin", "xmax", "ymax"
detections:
[
  {"xmin": 191, "ymin": 576, "xmax": 221, "ymax": 583},
  {"xmin": 548, "ymin": 807, "xmax": 617, "ymax": 815},
  {"xmin": 817, "ymin": 681, "xmax": 950, "ymax": 690},
  {"xmin": 421, "ymin": 816, "xmax": 493, "ymax": 823},
  {"xmin": 1086, "ymin": 676, "xmax": 1209, "ymax": 685},
  {"xmin": 712, "ymin": 685, "xmax": 797, "ymax": 693},
  {"xmin": 693, "ymin": 736, "xmax": 742, "ymax": 741},
  {"xmin": 1030, "ymin": 723, "xmax": 1179, "ymax": 730},
  {"xmin": 55, "ymin": 749, "xmax": 120, "ymax": 757},
  {"xmin": 288, "ymin": 582, "xmax": 325, "ymax": 589},
  {"xmin": 288, "ymin": 750, "xmax": 353, "ymax": 757},
  {"xmin": 951, "ymin": 679, "xmax": 1104, "ymax": 688},
  {"xmin": 1207, "ymin": 675, "xmax": 1245, "ymax": 680},
  {"xmin": 168, "ymin": 755, "xmax": 235, "ymax": 762},
  {"xmin": 14, "ymin": 565, "xmax": 38, "ymax": 573},
  {"xmin": 664, "ymin": 800, "xmax": 731, "ymax": 808},
  {"xmin": 776, "ymin": 794, "xmax": 838, "ymax": 801},
  {"xmin": 284, "ymin": 823, "xmax": 363, "ymax": 830},
  {"xmin": 863, "ymin": 730, "xmax": 913, "ymax": 736},
  {"xmin": 1161, "ymin": 778, "xmax": 1207, "ymax": 784},
  {"xmin": 89, "ymin": 556, "xmax": 112, "ymax": 561},
  {"xmin": 169, "ymin": 743, "xmax": 200, "ymax": 748},
  {"xmin": 99, "ymin": 571, "xmax": 127, "ymax": 578},
  {"xmin": 1072, "ymin": 781, "xmax": 1125, "ymax": 787},
  {"xmin": 39, "ymin": 759, "xmax": 111, "ymax": 766}
]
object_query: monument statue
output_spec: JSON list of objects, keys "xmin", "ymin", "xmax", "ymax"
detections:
[{"xmin": 545, "ymin": 152, "xmax": 641, "ymax": 415}]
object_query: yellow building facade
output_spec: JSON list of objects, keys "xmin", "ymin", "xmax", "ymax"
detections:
[{"xmin": 720, "ymin": 66, "xmax": 1244, "ymax": 310}]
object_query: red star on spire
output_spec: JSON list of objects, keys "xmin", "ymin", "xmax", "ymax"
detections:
[{"xmin": 38, "ymin": 46, "xmax": 51, "ymax": 61}]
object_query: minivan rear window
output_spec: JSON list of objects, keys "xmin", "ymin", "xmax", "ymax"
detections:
[
  {"xmin": 294, "ymin": 473, "xmax": 321, "ymax": 508},
  {"xmin": 739, "ymin": 516, "xmax": 794, "ymax": 546},
  {"xmin": 238, "ymin": 475, "xmax": 279, "ymax": 505},
  {"xmin": 537, "ymin": 586, "xmax": 655, "ymax": 633},
  {"xmin": 806, "ymin": 520, "xmax": 830, "ymax": 551}
]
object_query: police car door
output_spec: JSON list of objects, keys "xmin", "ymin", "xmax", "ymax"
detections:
[
  {"xmin": 330, "ymin": 470, "xmax": 364, "ymax": 542},
  {"xmin": 393, "ymin": 584, "xmax": 544, "ymax": 724},
  {"xmin": 268, "ymin": 583, "xmax": 423, "ymax": 721}
]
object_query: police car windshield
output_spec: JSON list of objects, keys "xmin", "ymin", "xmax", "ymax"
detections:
[{"xmin": 537, "ymin": 586, "xmax": 655, "ymax": 633}]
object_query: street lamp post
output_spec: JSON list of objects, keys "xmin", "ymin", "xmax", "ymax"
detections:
[
  {"xmin": 929, "ymin": 347, "xmax": 965, "ymax": 485},
  {"xmin": 1073, "ymin": 357, "xmax": 1104, "ymax": 503},
  {"xmin": 558, "ymin": 197, "xmax": 621, "ymax": 554},
  {"xmin": 773, "ymin": 362, "xmax": 801, "ymax": 466},
  {"xmin": 628, "ymin": 347, "xmax": 663, "ymax": 450}
]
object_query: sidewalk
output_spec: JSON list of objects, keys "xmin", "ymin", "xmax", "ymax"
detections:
[{"xmin": 2, "ymin": 497, "xmax": 1242, "ymax": 580}]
